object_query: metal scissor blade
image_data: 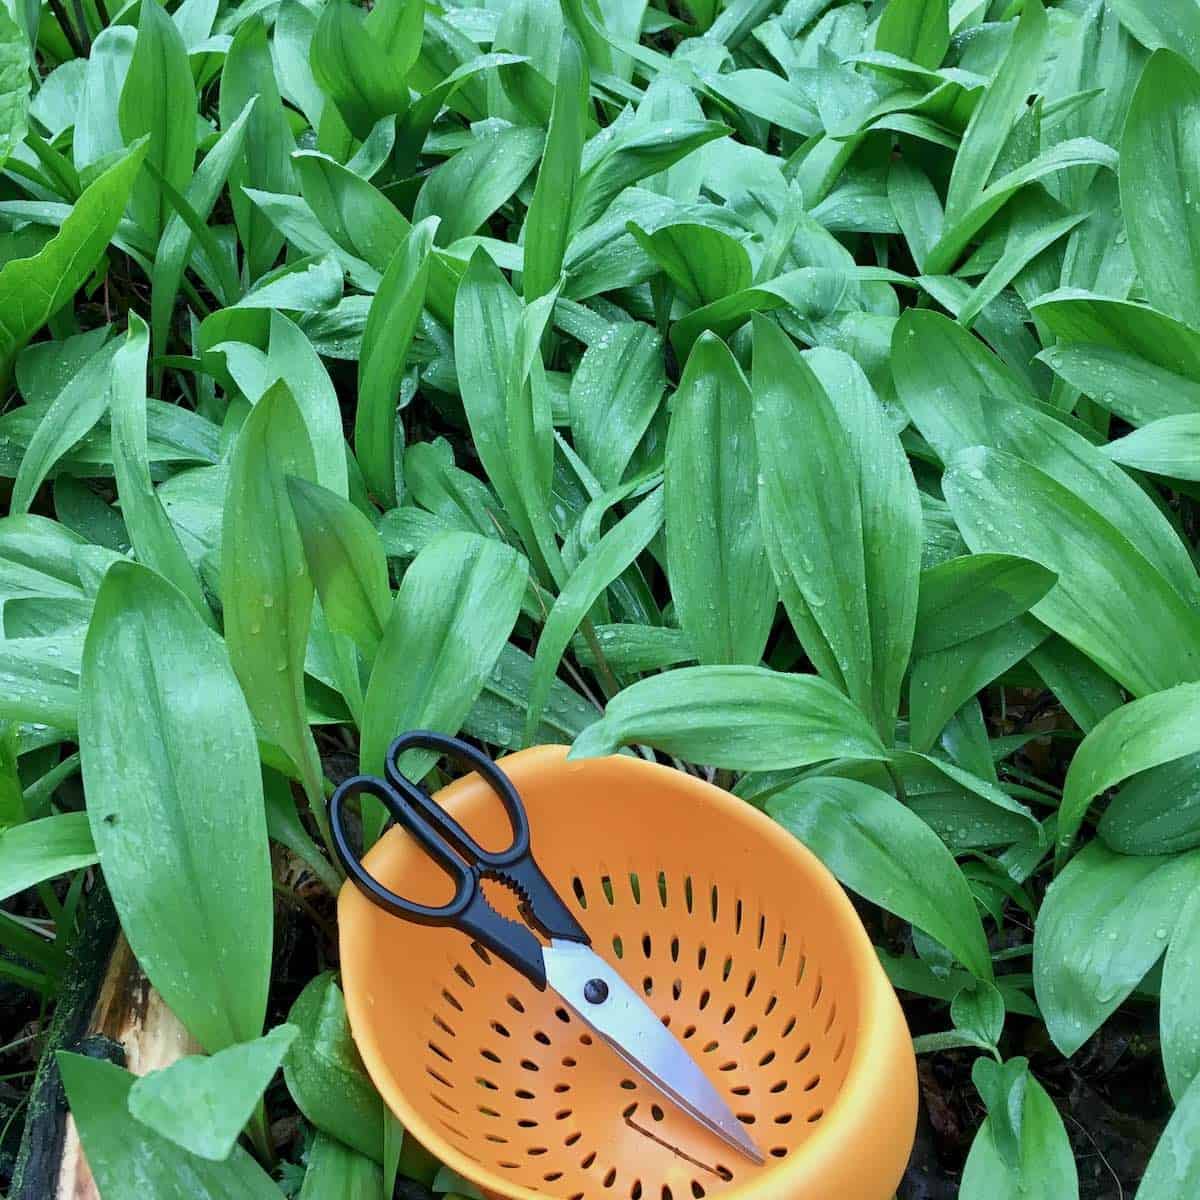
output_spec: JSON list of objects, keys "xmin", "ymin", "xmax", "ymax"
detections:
[{"xmin": 543, "ymin": 939, "xmax": 764, "ymax": 1165}]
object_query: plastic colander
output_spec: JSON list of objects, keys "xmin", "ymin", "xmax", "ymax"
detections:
[{"xmin": 338, "ymin": 746, "xmax": 917, "ymax": 1199}]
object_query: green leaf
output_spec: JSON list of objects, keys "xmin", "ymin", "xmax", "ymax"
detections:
[
  {"xmin": 0, "ymin": 139, "xmax": 147, "ymax": 389},
  {"xmin": 1059, "ymin": 683, "xmax": 1200, "ymax": 861},
  {"xmin": 110, "ymin": 316, "xmax": 213, "ymax": 628},
  {"xmin": 222, "ymin": 381, "xmax": 323, "ymax": 804},
  {"xmin": 284, "ymin": 973, "xmax": 383, "ymax": 1162},
  {"xmin": 526, "ymin": 487, "xmax": 663, "ymax": 742},
  {"xmin": 1034, "ymin": 293, "xmax": 1200, "ymax": 426},
  {"xmin": 666, "ymin": 333, "xmax": 773, "ymax": 666},
  {"xmin": 1109, "ymin": 0, "xmax": 1200, "ymax": 56},
  {"xmin": 875, "ymin": 0, "xmax": 949, "ymax": 70},
  {"xmin": 753, "ymin": 319, "xmax": 920, "ymax": 740},
  {"xmin": 310, "ymin": 0, "xmax": 412, "ymax": 140},
  {"xmin": 567, "ymin": 321, "xmax": 664, "ymax": 490},
  {"xmin": 943, "ymin": 0, "xmax": 1047, "ymax": 230},
  {"xmin": 768, "ymin": 776, "xmax": 993, "ymax": 980},
  {"xmin": 960, "ymin": 1060, "xmax": 1077, "ymax": 1199},
  {"xmin": 627, "ymin": 221, "xmax": 753, "ymax": 307},
  {"xmin": 914, "ymin": 554, "xmax": 1057, "ymax": 656},
  {"xmin": 300, "ymin": 1133, "xmax": 384, "ymax": 1199},
  {"xmin": 0, "ymin": 636, "xmax": 81, "ymax": 729},
  {"xmin": 220, "ymin": 16, "xmax": 295, "ymax": 282},
  {"xmin": 360, "ymin": 531, "xmax": 526, "ymax": 789},
  {"xmin": 414, "ymin": 126, "xmax": 544, "ymax": 246},
  {"xmin": 1102, "ymin": 414, "xmax": 1200, "ymax": 479},
  {"xmin": 0, "ymin": 5, "xmax": 29, "ymax": 173},
  {"xmin": 0, "ymin": 811, "xmax": 97, "ymax": 903},
  {"xmin": 1033, "ymin": 841, "xmax": 1200, "ymax": 1057},
  {"xmin": 570, "ymin": 666, "xmax": 888, "ymax": 769},
  {"xmin": 894, "ymin": 309, "xmax": 1199, "ymax": 605},
  {"xmin": 1136, "ymin": 1072, "xmax": 1200, "ymax": 1199},
  {"xmin": 150, "ymin": 99, "xmax": 255, "ymax": 363},
  {"xmin": 59, "ymin": 1055, "xmax": 282, "ymax": 1199},
  {"xmin": 11, "ymin": 337, "xmax": 120, "ymax": 515},
  {"xmin": 356, "ymin": 217, "xmax": 436, "ymax": 507},
  {"xmin": 118, "ymin": 0, "xmax": 196, "ymax": 240},
  {"xmin": 127, "ymin": 1026, "xmax": 298, "ymax": 1160},
  {"xmin": 79, "ymin": 561, "xmax": 273, "ymax": 1052},
  {"xmin": 1121, "ymin": 50, "xmax": 1200, "ymax": 327},
  {"xmin": 523, "ymin": 32, "xmax": 588, "ymax": 301},
  {"xmin": 288, "ymin": 477, "xmax": 391, "ymax": 657},
  {"xmin": 943, "ymin": 447, "xmax": 1200, "ymax": 699},
  {"xmin": 1163, "ymin": 887, "xmax": 1200, "ymax": 1103}
]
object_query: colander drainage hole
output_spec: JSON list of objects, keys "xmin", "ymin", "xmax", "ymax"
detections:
[
  {"xmin": 506, "ymin": 995, "xmax": 526, "ymax": 1013},
  {"xmin": 534, "ymin": 1030, "xmax": 552, "ymax": 1045},
  {"xmin": 490, "ymin": 1020, "xmax": 511, "ymax": 1037},
  {"xmin": 651, "ymin": 1104, "xmax": 664, "ymax": 1122},
  {"xmin": 736, "ymin": 1113, "xmax": 756, "ymax": 1125},
  {"xmin": 620, "ymin": 1079, "xmax": 637, "ymax": 1090},
  {"xmin": 622, "ymin": 1102, "xmax": 638, "ymax": 1119},
  {"xmin": 775, "ymin": 1112, "xmax": 793, "ymax": 1124},
  {"xmin": 604, "ymin": 1166, "xmax": 617, "ymax": 1187},
  {"xmin": 731, "ymin": 1085, "xmax": 750, "ymax": 1097},
  {"xmin": 613, "ymin": 936, "xmax": 624, "ymax": 958},
  {"xmin": 770, "ymin": 1080, "xmax": 788, "ymax": 1094},
  {"xmin": 470, "ymin": 942, "xmax": 492, "ymax": 965},
  {"xmin": 518, "ymin": 1119, "xmax": 538, "ymax": 1129},
  {"xmin": 807, "ymin": 1108, "xmax": 825, "ymax": 1123},
  {"xmin": 804, "ymin": 1074, "xmax": 822, "ymax": 1092},
  {"xmin": 481, "ymin": 1049, "xmax": 501, "ymax": 1063},
  {"xmin": 520, "ymin": 1058, "xmax": 540, "ymax": 1071},
  {"xmin": 556, "ymin": 1108, "xmax": 573, "ymax": 1120},
  {"xmin": 631, "ymin": 1182, "xmax": 642, "ymax": 1199},
  {"xmin": 642, "ymin": 977, "xmax": 654, "ymax": 996},
  {"xmin": 745, "ymin": 971, "xmax": 758, "ymax": 998},
  {"xmin": 642, "ymin": 933, "xmax": 653, "ymax": 958},
  {"xmin": 772, "ymin": 1145, "xmax": 790, "ymax": 1157},
  {"xmin": 764, "ymin": 993, "xmax": 778, "ymax": 1016},
  {"xmin": 454, "ymin": 964, "xmax": 475, "ymax": 987},
  {"xmin": 555, "ymin": 1006, "xmax": 572, "ymax": 1023},
  {"xmin": 562, "ymin": 1055, "xmax": 577, "ymax": 1067},
  {"xmin": 721, "ymin": 1004, "xmax": 736, "ymax": 1024},
  {"xmin": 544, "ymin": 1171, "xmax": 563, "ymax": 1183},
  {"xmin": 692, "ymin": 1182, "xmax": 707, "ymax": 1198},
  {"xmin": 581, "ymin": 1151, "xmax": 597, "ymax": 1169}
]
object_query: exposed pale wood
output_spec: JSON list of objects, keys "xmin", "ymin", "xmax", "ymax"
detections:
[{"xmin": 55, "ymin": 934, "xmax": 202, "ymax": 1199}]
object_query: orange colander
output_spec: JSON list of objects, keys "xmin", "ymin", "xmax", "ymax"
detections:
[{"xmin": 338, "ymin": 745, "xmax": 917, "ymax": 1200}]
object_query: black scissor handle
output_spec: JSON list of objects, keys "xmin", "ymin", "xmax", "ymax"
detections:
[
  {"xmin": 385, "ymin": 731, "xmax": 530, "ymax": 871},
  {"xmin": 329, "ymin": 733, "xmax": 589, "ymax": 990}
]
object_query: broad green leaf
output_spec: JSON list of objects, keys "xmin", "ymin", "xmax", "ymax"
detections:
[
  {"xmin": 1136, "ymin": 1073, "xmax": 1200, "ymax": 1200},
  {"xmin": 894, "ymin": 309, "xmax": 1199, "ymax": 605},
  {"xmin": 268, "ymin": 312, "xmax": 348, "ymax": 499},
  {"xmin": 875, "ymin": 0, "xmax": 949, "ymax": 70},
  {"xmin": 223, "ymin": 382, "xmax": 323, "ymax": 804},
  {"xmin": 119, "ymin": 0, "xmax": 196, "ymax": 240},
  {"xmin": 310, "ymin": 0, "xmax": 412, "ymax": 140},
  {"xmin": 127, "ymin": 1025, "xmax": 298, "ymax": 1160},
  {"xmin": 300, "ymin": 1133, "xmax": 384, "ymax": 1199},
  {"xmin": 1033, "ymin": 841, "xmax": 1200, "ymax": 1056},
  {"xmin": 1109, "ymin": 0, "xmax": 1200, "ymax": 57},
  {"xmin": 110, "ymin": 316, "xmax": 213, "ymax": 628},
  {"xmin": 360, "ymin": 532, "xmax": 526, "ymax": 787},
  {"xmin": 1060, "ymin": 683, "xmax": 1200, "ymax": 861},
  {"xmin": 59, "ymin": 1055, "xmax": 282, "ymax": 1200},
  {"xmin": 79, "ymin": 561, "xmax": 273, "ymax": 1052},
  {"xmin": 1103, "ymin": 415, "xmax": 1200, "ymax": 479},
  {"xmin": 570, "ymin": 666, "xmax": 888, "ymax": 769},
  {"xmin": 0, "ymin": 811, "xmax": 97, "ymax": 903},
  {"xmin": 567, "ymin": 321, "xmax": 664, "ymax": 490},
  {"xmin": 627, "ymin": 221, "xmax": 753, "ymax": 307},
  {"xmin": 413, "ymin": 126, "xmax": 543, "ymax": 247},
  {"xmin": 753, "ymin": 320, "xmax": 920, "ymax": 740},
  {"xmin": 356, "ymin": 217, "xmax": 436, "ymax": 507},
  {"xmin": 943, "ymin": 447, "xmax": 1200, "ymax": 700},
  {"xmin": 523, "ymin": 32, "xmax": 588, "ymax": 301},
  {"xmin": 1027, "ymin": 637, "xmax": 1125, "ymax": 734},
  {"xmin": 284, "ymin": 973, "xmax": 383, "ymax": 1162},
  {"xmin": 0, "ymin": 636, "xmax": 81, "ymax": 728},
  {"xmin": 0, "ymin": 139, "xmax": 146, "ymax": 389},
  {"xmin": 769, "ymin": 776, "xmax": 993, "ymax": 981},
  {"xmin": 288, "ymin": 477, "xmax": 391, "ymax": 657},
  {"xmin": 1121, "ymin": 50, "xmax": 1200, "ymax": 327},
  {"xmin": 666, "ymin": 333, "xmax": 772, "ymax": 666},
  {"xmin": 0, "ymin": 5, "xmax": 29, "ymax": 173},
  {"xmin": 525, "ymin": 487, "xmax": 663, "ymax": 742},
  {"xmin": 943, "ymin": 0, "xmax": 1047, "ymax": 230},
  {"xmin": 909, "ymin": 615, "xmax": 1049, "ymax": 752},
  {"xmin": 1163, "ymin": 888, "xmax": 1200, "ymax": 1102},
  {"xmin": 1034, "ymin": 293, "xmax": 1200, "ymax": 426},
  {"xmin": 151, "ymin": 98, "xmax": 255, "ymax": 363},
  {"xmin": 11, "ymin": 338, "xmax": 120, "ymax": 515},
  {"xmin": 220, "ymin": 17, "xmax": 295, "ymax": 282},
  {"xmin": 913, "ymin": 554, "xmax": 1056, "ymax": 655},
  {"xmin": 1100, "ymin": 751, "xmax": 1200, "ymax": 856},
  {"xmin": 960, "ymin": 1060, "xmax": 1077, "ymax": 1199}
]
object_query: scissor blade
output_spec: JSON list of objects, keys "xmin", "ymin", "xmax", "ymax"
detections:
[{"xmin": 543, "ymin": 940, "xmax": 764, "ymax": 1165}]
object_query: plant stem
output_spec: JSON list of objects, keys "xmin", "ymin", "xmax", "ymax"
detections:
[
  {"xmin": 246, "ymin": 1098, "xmax": 275, "ymax": 1167},
  {"xmin": 885, "ymin": 759, "xmax": 908, "ymax": 806}
]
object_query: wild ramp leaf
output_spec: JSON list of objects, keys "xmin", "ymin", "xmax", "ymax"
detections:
[
  {"xmin": 79, "ymin": 561, "xmax": 273, "ymax": 1053},
  {"xmin": 0, "ymin": 811, "xmax": 97, "ymax": 903},
  {"xmin": 59, "ymin": 1055, "xmax": 282, "ymax": 1200},
  {"xmin": 768, "ymin": 776, "xmax": 993, "ymax": 982},
  {"xmin": 943, "ymin": 447, "xmax": 1200, "ymax": 699},
  {"xmin": 665, "ymin": 333, "xmax": 773, "ymax": 667},
  {"xmin": 1162, "ymin": 887, "xmax": 1200, "ymax": 1103},
  {"xmin": 1034, "ymin": 841, "xmax": 1200, "ymax": 1057},
  {"xmin": 0, "ymin": 4, "xmax": 29, "ymax": 171},
  {"xmin": 1103, "ymin": 415, "xmax": 1200, "ymax": 480},
  {"xmin": 0, "ymin": 138, "xmax": 146, "ymax": 389},
  {"xmin": 569, "ymin": 666, "xmax": 887, "ymax": 770}
]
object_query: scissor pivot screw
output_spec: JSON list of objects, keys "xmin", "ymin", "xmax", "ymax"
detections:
[{"xmin": 584, "ymin": 978, "xmax": 610, "ymax": 1005}]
